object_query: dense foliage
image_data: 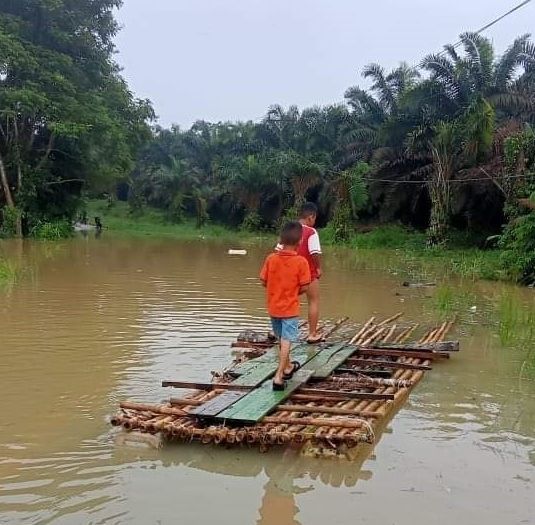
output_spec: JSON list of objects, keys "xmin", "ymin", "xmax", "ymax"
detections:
[
  {"xmin": 129, "ymin": 33, "xmax": 535, "ymax": 252},
  {"xmin": 0, "ymin": 0, "xmax": 153, "ymax": 235},
  {"xmin": 1, "ymin": 2, "xmax": 535, "ymax": 282}
]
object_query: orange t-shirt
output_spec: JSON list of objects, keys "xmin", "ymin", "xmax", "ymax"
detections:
[{"xmin": 260, "ymin": 250, "xmax": 311, "ymax": 318}]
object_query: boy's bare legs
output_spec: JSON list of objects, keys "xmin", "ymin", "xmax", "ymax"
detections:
[
  {"xmin": 306, "ymin": 279, "xmax": 321, "ymax": 341},
  {"xmin": 273, "ymin": 339, "xmax": 291, "ymax": 385}
]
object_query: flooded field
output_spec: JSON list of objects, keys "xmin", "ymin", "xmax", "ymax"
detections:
[{"xmin": 1, "ymin": 236, "xmax": 534, "ymax": 525}]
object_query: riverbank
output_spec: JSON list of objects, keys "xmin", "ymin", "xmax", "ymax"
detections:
[
  {"xmin": 87, "ymin": 200, "xmax": 270, "ymax": 244},
  {"xmin": 87, "ymin": 200, "xmax": 505, "ymax": 283}
]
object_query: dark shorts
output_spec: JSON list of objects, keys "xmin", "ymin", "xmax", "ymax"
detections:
[{"xmin": 271, "ymin": 317, "xmax": 299, "ymax": 342}]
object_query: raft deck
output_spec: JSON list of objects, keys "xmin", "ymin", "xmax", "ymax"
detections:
[{"xmin": 110, "ymin": 314, "xmax": 458, "ymax": 457}]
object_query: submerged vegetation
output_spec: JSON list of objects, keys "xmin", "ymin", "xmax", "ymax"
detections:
[{"xmin": 0, "ymin": 258, "xmax": 19, "ymax": 285}]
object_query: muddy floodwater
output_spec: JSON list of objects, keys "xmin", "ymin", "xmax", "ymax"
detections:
[{"xmin": 1, "ymin": 236, "xmax": 534, "ymax": 525}]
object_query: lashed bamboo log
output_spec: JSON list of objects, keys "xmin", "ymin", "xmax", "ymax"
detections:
[
  {"xmin": 327, "ymin": 376, "xmax": 414, "ymax": 388},
  {"xmin": 120, "ymin": 402, "xmax": 187, "ymax": 417},
  {"xmin": 276, "ymin": 404, "xmax": 381, "ymax": 418},
  {"xmin": 322, "ymin": 317, "xmax": 349, "ymax": 339},
  {"xmin": 382, "ymin": 324, "xmax": 397, "ymax": 343},
  {"xmin": 349, "ymin": 317, "xmax": 375, "ymax": 344},
  {"xmin": 296, "ymin": 389, "xmax": 395, "ymax": 400},
  {"xmin": 376, "ymin": 312, "xmax": 404, "ymax": 327},
  {"xmin": 162, "ymin": 381, "xmax": 252, "ymax": 391},
  {"xmin": 168, "ymin": 398, "xmax": 203, "ymax": 406},
  {"xmin": 395, "ymin": 324, "xmax": 419, "ymax": 343},
  {"xmin": 357, "ymin": 348, "xmax": 449, "ymax": 360},
  {"xmin": 262, "ymin": 416, "xmax": 368, "ymax": 430},
  {"xmin": 344, "ymin": 359, "xmax": 432, "ymax": 371},
  {"xmin": 369, "ymin": 341, "xmax": 459, "ymax": 352}
]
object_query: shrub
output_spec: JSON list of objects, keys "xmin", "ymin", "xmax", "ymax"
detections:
[
  {"xmin": 31, "ymin": 220, "xmax": 73, "ymax": 240},
  {"xmin": 500, "ymin": 212, "xmax": 535, "ymax": 284},
  {"xmin": 241, "ymin": 211, "xmax": 262, "ymax": 232},
  {"xmin": 0, "ymin": 207, "xmax": 21, "ymax": 237}
]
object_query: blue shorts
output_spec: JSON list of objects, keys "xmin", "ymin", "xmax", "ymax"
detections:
[{"xmin": 271, "ymin": 317, "xmax": 299, "ymax": 342}]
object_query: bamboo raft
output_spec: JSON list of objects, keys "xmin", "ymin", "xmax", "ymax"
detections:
[{"xmin": 110, "ymin": 313, "xmax": 458, "ymax": 458}]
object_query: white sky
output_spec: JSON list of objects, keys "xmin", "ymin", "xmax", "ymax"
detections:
[{"xmin": 115, "ymin": 0, "xmax": 535, "ymax": 127}]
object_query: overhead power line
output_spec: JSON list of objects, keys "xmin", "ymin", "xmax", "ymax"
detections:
[{"xmin": 415, "ymin": 0, "xmax": 533, "ymax": 68}]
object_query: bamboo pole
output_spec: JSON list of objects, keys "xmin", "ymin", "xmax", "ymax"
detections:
[
  {"xmin": 262, "ymin": 416, "xmax": 368, "ymax": 430},
  {"xmin": 396, "ymin": 324, "xmax": 419, "ymax": 343},
  {"xmin": 358, "ymin": 348, "xmax": 449, "ymax": 360},
  {"xmin": 297, "ymin": 389, "xmax": 395, "ymax": 400},
  {"xmin": 120, "ymin": 402, "xmax": 187, "ymax": 416},
  {"xmin": 364, "ymin": 326, "xmax": 389, "ymax": 346},
  {"xmin": 382, "ymin": 324, "xmax": 397, "ymax": 343},
  {"xmin": 344, "ymin": 358, "xmax": 432, "ymax": 371},
  {"xmin": 327, "ymin": 376, "xmax": 414, "ymax": 388},
  {"xmin": 349, "ymin": 317, "xmax": 375, "ymax": 344},
  {"xmin": 377, "ymin": 312, "xmax": 404, "ymax": 327},
  {"xmin": 169, "ymin": 398, "xmax": 204, "ymax": 406},
  {"xmin": 277, "ymin": 404, "xmax": 381, "ymax": 418},
  {"xmin": 322, "ymin": 317, "xmax": 350, "ymax": 339}
]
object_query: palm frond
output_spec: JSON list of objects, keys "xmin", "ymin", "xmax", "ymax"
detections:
[
  {"xmin": 459, "ymin": 32, "xmax": 494, "ymax": 91},
  {"xmin": 344, "ymin": 86, "xmax": 385, "ymax": 124},
  {"xmin": 488, "ymin": 91, "xmax": 535, "ymax": 115},
  {"xmin": 421, "ymin": 54, "xmax": 460, "ymax": 101},
  {"xmin": 362, "ymin": 63, "xmax": 396, "ymax": 112},
  {"xmin": 443, "ymin": 44, "xmax": 460, "ymax": 64}
]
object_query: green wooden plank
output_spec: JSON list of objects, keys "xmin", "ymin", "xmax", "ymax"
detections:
[
  {"xmin": 310, "ymin": 345, "xmax": 357, "ymax": 378},
  {"xmin": 301, "ymin": 343, "xmax": 347, "ymax": 375},
  {"xmin": 233, "ymin": 362, "xmax": 279, "ymax": 387},
  {"xmin": 231, "ymin": 344, "xmax": 322, "ymax": 382},
  {"xmin": 216, "ymin": 369, "xmax": 313, "ymax": 423},
  {"xmin": 190, "ymin": 391, "xmax": 247, "ymax": 418}
]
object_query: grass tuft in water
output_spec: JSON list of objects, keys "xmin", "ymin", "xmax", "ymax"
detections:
[
  {"xmin": 494, "ymin": 292, "xmax": 535, "ymax": 374},
  {"xmin": 0, "ymin": 259, "xmax": 19, "ymax": 285},
  {"xmin": 434, "ymin": 285, "xmax": 455, "ymax": 316}
]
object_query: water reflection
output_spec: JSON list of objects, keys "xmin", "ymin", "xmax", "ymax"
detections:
[{"xmin": 1, "ymin": 237, "xmax": 535, "ymax": 524}]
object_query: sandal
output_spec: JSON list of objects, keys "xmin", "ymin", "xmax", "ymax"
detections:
[
  {"xmin": 283, "ymin": 361, "xmax": 301, "ymax": 380},
  {"xmin": 306, "ymin": 334, "xmax": 325, "ymax": 344},
  {"xmin": 272, "ymin": 380, "xmax": 286, "ymax": 391}
]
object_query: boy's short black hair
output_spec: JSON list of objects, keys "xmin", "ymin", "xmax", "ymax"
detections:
[
  {"xmin": 280, "ymin": 221, "xmax": 303, "ymax": 246},
  {"xmin": 300, "ymin": 202, "xmax": 318, "ymax": 218}
]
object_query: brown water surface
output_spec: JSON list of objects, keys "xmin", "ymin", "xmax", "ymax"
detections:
[{"xmin": 0, "ymin": 236, "xmax": 534, "ymax": 525}]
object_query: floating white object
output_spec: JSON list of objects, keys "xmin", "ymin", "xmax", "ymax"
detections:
[{"xmin": 228, "ymin": 249, "xmax": 247, "ymax": 256}]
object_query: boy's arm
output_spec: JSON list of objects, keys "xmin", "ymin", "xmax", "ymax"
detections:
[
  {"xmin": 311, "ymin": 254, "xmax": 321, "ymax": 278},
  {"xmin": 260, "ymin": 257, "xmax": 269, "ymax": 287},
  {"xmin": 298, "ymin": 259, "xmax": 312, "ymax": 295},
  {"xmin": 309, "ymin": 231, "xmax": 322, "ymax": 277}
]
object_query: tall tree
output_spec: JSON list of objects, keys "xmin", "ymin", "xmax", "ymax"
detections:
[{"xmin": 0, "ymin": 0, "xmax": 153, "ymax": 235}]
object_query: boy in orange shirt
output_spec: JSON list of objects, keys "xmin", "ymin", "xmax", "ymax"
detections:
[{"xmin": 260, "ymin": 221, "xmax": 311, "ymax": 390}]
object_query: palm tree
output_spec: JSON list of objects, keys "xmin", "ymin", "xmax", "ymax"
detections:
[
  {"xmin": 274, "ymin": 151, "xmax": 323, "ymax": 209},
  {"xmin": 420, "ymin": 33, "xmax": 535, "ymax": 120},
  {"xmin": 343, "ymin": 62, "xmax": 421, "ymax": 164},
  {"xmin": 223, "ymin": 154, "xmax": 277, "ymax": 229},
  {"xmin": 321, "ymin": 162, "xmax": 370, "ymax": 242}
]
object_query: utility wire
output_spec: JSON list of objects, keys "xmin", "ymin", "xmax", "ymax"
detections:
[
  {"xmin": 414, "ymin": 0, "xmax": 532, "ymax": 69},
  {"xmin": 260, "ymin": 0, "xmax": 534, "ymax": 186},
  {"xmin": 365, "ymin": 172, "xmax": 535, "ymax": 185},
  {"xmin": 262, "ymin": 0, "xmax": 534, "ymax": 122}
]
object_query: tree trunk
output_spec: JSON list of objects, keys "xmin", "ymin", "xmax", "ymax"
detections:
[{"xmin": 0, "ymin": 152, "xmax": 22, "ymax": 237}]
